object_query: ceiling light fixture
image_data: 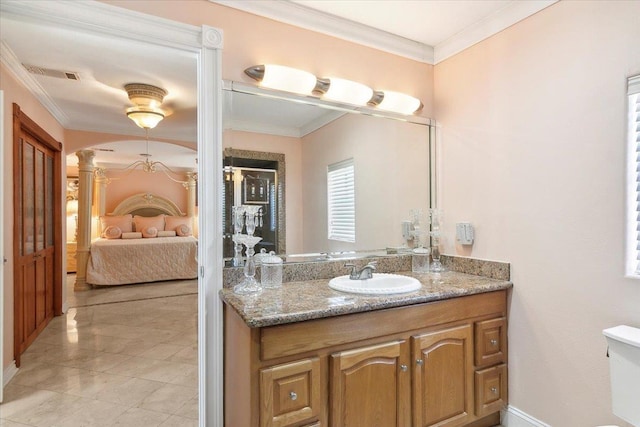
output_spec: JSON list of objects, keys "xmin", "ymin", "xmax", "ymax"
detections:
[
  {"xmin": 97, "ymin": 129, "xmax": 196, "ymax": 187},
  {"xmin": 244, "ymin": 64, "xmax": 423, "ymax": 115},
  {"xmin": 124, "ymin": 83, "xmax": 167, "ymax": 129}
]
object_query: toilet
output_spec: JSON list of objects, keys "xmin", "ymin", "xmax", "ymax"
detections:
[{"xmin": 602, "ymin": 325, "xmax": 640, "ymax": 427}]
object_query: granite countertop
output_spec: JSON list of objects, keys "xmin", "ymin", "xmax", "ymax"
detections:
[{"xmin": 219, "ymin": 270, "xmax": 513, "ymax": 328}]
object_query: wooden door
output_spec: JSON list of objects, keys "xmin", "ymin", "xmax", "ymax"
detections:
[
  {"xmin": 13, "ymin": 104, "xmax": 62, "ymax": 366},
  {"xmin": 330, "ymin": 340, "xmax": 410, "ymax": 427},
  {"xmin": 412, "ymin": 325, "xmax": 474, "ymax": 427}
]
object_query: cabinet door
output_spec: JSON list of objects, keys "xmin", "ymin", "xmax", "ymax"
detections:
[
  {"xmin": 474, "ymin": 317, "xmax": 506, "ymax": 367},
  {"xmin": 475, "ymin": 364, "xmax": 507, "ymax": 417},
  {"xmin": 412, "ymin": 325, "xmax": 474, "ymax": 427},
  {"xmin": 330, "ymin": 340, "xmax": 409, "ymax": 427},
  {"xmin": 260, "ymin": 358, "xmax": 321, "ymax": 427}
]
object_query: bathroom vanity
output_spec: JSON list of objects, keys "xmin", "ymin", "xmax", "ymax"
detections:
[{"xmin": 220, "ymin": 263, "xmax": 512, "ymax": 427}]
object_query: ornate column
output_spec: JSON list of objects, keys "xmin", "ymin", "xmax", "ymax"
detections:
[
  {"xmin": 184, "ymin": 171, "xmax": 198, "ymax": 236},
  {"xmin": 74, "ymin": 150, "xmax": 95, "ymax": 291},
  {"xmin": 185, "ymin": 171, "xmax": 197, "ymax": 218},
  {"xmin": 93, "ymin": 168, "xmax": 108, "ymax": 240}
]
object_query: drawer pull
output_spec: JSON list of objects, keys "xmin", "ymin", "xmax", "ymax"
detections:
[
  {"xmin": 416, "ymin": 359, "xmax": 424, "ymax": 366},
  {"xmin": 490, "ymin": 339, "xmax": 498, "ymax": 346},
  {"xmin": 400, "ymin": 364, "xmax": 408, "ymax": 372},
  {"xmin": 490, "ymin": 387, "xmax": 498, "ymax": 394},
  {"xmin": 289, "ymin": 391, "xmax": 297, "ymax": 401}
]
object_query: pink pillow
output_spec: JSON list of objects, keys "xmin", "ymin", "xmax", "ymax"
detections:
[
  {"xmin": 165, "ymin": 216, "xmax": 193, "ymax": 231},
  {"xmin": 104, "ymin": 226, "xmax": 122, "ymax": 239},
  {"xmin": 133, "ymin": 214, "xmax": 165, "ymax": 233},
  {"xmin": 176, "ymin": 224, "xmax": 192, "ymax": 237},
  {"xmin": 100, "ymin": 214, "xmax": 132, "ymax": 237},
  {"xmin": 142, "ymin": 226, "xmax": 158, "ymax": 238}
]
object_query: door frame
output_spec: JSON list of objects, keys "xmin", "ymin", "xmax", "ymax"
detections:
[
  {"xmin": 0, "ymin": 2, "xmax": 223, "ymax": 425},
  {"xmin": 1, "ymin": 89, "xmax": 4, "ymax": 401},
  {"xmin": 12, "ymin": 103, "xmax": 63, "ymax": 367}
]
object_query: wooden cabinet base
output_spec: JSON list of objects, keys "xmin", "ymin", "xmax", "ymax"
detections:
[{"xmin": 224, "ymin": 290, "xmax": 508, "ymax": 427}]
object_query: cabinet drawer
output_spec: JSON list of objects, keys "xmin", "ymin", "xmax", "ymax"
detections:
[
  {"xmin": 475, "ymin": 364, "xmax": 507, "ymax": 417},
  {"xmin": 260, "ymin": 358, "xmax": 321, "ymax": 427},
  {"xmin": 474, "ymin": 317, "xmax": 506, "ymax": 367}
]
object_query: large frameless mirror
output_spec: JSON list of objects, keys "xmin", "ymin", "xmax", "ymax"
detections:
[{"xmin": 222, "ymin": 81, "xmax": 434, "ymax": 264}]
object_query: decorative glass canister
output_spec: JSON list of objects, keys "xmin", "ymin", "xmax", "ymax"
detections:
[
  {"xmin": 261, "ymin": 252, "xmax": 283, "ymax": 288},
  {"xmin": 412, "ymin": 247, "xmax": 431, "ymax": 273}
]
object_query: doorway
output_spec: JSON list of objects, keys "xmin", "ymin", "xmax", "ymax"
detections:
[{"xmin": 12, "ymin": 103, "xmax": 63, "ymax": 367}]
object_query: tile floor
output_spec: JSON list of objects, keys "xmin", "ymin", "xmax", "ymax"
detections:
[{"xmin": 1, "ymin": 276, "xmax": 199, "ymax": 427}]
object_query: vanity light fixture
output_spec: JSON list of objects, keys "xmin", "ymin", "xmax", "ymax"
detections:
[
  {"xmin": 245, "ymin": 64, "xmax": 317, "ymax": 95},
  {"xmin": 317, "ymin": 77, "xmax": 374, "ymax": 106},
  {"xmin": 244, "ymin": 64, "xmax": 423, "ymax": 115},
  {"xmin": 125, "ymin": 83, "xmax": 167, "ymax": 129},
  {"xmin": 369, "ymin": 90, "xmax": 423, "ymax": 115}
]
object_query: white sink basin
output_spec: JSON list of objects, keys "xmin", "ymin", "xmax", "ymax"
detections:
[{"xmin": 329, "ymin": 273, "xmax": 421, "ymax": 295}]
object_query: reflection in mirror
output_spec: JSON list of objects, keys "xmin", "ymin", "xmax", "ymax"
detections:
[{"xmin": 223, "ymin": 82, "xmax": 432, "ymax": 263}]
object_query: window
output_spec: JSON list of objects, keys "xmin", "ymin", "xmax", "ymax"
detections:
[
  {"xmin": 626, "ymin": 74, "xmax": 640, "ymax": 277},
  {"xmin": 327, "ymin": 158, "xmax": 355, "ymax": 242}
]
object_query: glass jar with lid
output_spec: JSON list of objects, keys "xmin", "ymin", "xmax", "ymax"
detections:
[{"xmin": 260, "ymin": 252, "xmax": 283, "ymax": 288}]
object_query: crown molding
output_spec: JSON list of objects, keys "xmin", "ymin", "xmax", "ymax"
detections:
[
  {"xmin": 213, "ymin": 0, "xmax": 557, "ymax": 66},
  {"xmin": 212, "ymin": 0, "xmax": 433, "ymax": 64},
  {"xmin": 0, "ymin": 0, "xmax": 209, "ymax": 53},
  {"xmin": 434, "ymin": 0, "xmax": 558, "ymax": 63},
  {"xmin": 0, "ymin": 40, "xmax": 70, "ymax": 126}
]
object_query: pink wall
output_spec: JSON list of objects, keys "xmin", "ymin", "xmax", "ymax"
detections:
[
  {"xmin": 1, "ymin": 64, "xmax": 65, "ymax": 371},
  {"xmin": 103, "ymin": 169, "xmax": 190, "ymax": 214},
  {"xmin": 102, "ymin": 0, "xmax": 434, "ymax": 118},
  {"xmin": 223, "ymin": 130, "xmax": 303, "ymax": 253},
  {"xmin": 434, "ymin": 1, "xmax": 640, "ymax": 425},
  {"xmin": 301, "ymin": 113, "xmax": 429, "ymax": 253}
]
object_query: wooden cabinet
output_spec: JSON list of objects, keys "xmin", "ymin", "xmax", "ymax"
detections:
[
  {"xmin": 412, "ymin": 325, "xmax": 474, "ymax": 427},
  {"xmin": 330, "ymin": 340, "xmax": 410, "ymax": 427},
  {"xmin": 474, "ymin": 364, "xmax": 507, "ymax": 418},
  {"xmin": 224, "ymin": 290, "xmax": 508, "ymax": 427},
  {"xmin": 473, "ymin": 317, "xmax": 507, "ymax": 419},
  {"xmin": 474, "ymin": 317, "xmax": 506, "ymax": 367},
  {"xmin": 260, "ymin": 358, "xmax": 321, "ymax": 427}
]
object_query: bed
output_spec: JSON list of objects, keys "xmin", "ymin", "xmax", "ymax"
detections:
[{"xmin": 86, "ymin": 193, "xmax": 198, "ymax": 286}]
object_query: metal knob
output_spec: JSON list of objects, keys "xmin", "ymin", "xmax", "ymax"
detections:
[
  {"xmin": 490, "ymin": 339, "xmax": 498, "ymax": 346},
  {"xmin": 416, "ymin": 359, "xmax": 424, "ymax": 366},
  {"xmin": 490, "ymin": 387, "xmax": 498, "ymax": 394},
  {"xmin": 400, "ymin": 364, "xmax": 408, "ymax": 372},
  {"xmin": 289, "ymin": 391, "xmax": 297, "ymax": 401}
]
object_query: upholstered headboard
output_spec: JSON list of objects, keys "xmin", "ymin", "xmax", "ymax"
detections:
[{"xmin": 110, "ymin": 193, "xmax": 186, "ymax": 217}]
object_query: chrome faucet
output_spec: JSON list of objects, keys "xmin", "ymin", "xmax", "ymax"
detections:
[{"xmin": 345, "ymin": 261, "xmax": 377, "ymax": 280}]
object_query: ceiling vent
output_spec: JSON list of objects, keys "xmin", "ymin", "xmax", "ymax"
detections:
[{"xmin": 23, "ymin": 64, "xmax": 80, "ymax": 81}]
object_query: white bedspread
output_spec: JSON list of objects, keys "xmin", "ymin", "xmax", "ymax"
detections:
[{"xmin": 87, "ymin": 236, "xmax": 198, "ymax": 286}]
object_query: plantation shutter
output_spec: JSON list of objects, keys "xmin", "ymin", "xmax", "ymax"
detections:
[
  {"xmin": 327, "ymin": 158, "xmax": 355, "ymax": 242},
  {"xmin": 629, "ymin": 75, "xmax": 640, "ymax": 274}
]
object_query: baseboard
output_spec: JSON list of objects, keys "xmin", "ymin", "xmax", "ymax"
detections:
[
  {"xmin": 502, "ymin": 405, "xmax": 551, "ymax": 427},
  {"xmin": 3, "ymin": 360, "xmax": 18, "ymax": 387},
  {"xmin": 62, "ymin": 302, "xmax": 69, "ymax": 313}
]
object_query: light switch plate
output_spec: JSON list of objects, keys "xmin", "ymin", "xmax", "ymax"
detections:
[{"xmin": 456, "ymin": 222, "xmax": 474, "ymax": 245}]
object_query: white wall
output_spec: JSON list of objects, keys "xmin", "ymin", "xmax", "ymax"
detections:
[{"xmin": 434, "ymin": 1, "xmax": 640, "ymax": 426}]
